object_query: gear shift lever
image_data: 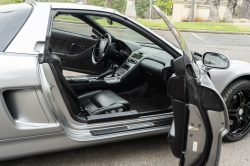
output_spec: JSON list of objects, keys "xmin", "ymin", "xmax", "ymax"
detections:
[
  {"xmin": 96, "ymin": 64, "xmax": 119, "ymax": 80},
  {"xmin": 112, "ymin": 64, "xmax": 119, "ymax": 77}
]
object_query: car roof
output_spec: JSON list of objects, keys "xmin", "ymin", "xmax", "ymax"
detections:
[{"xmin": 35, "ymin": 2, "xmax": 115, "ymax": 13}]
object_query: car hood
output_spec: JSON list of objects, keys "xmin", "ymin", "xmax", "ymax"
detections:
[{"xmin": 230, "ymin": 59, "xmax": 250, "ymax": 65}]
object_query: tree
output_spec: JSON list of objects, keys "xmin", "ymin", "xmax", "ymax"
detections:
[
  {"xmin": 205, "ymin": 0, "xmax": 211, "ymax": 5},
  {"xmin": 110, "ymin": 0, "xmax": 126, "ymax": 12},
  {"xmin": 153, "ymin": 0, "xmax": 173, "ymax": 15},
  {"xmin": 82, "ymin": 0, "xmax": 88, "ymax": 5},
  {"xmin": 88, "ymin": 0, "xmax": 126, "ymax": 13},
  {"xmin": 14, "ymin": 0, "xmax": 25, "ymax": 2},
  {"xmin": 207, "ymin": 0, "xmax": 221, "ymax": 22},
  {"xmin": 189, "ymin": 0, "xmax": 195, "ymax": 22},
  {"xmin": 125, "ymin": 0, "xmax": 137, "ymax": 18},
  {"xmin": 223, "ymin": 0, "xmax": 237, "ymax": 22},
  {"xmin": 107, "ymin": 0, "xmax": 111, "ymax": 8},
  {"xmin": 241, "ymin": 0, "xmax": 250, "ymax": 18},
  {"xmin": 135, "ymin": 0, "xmax": 150, "ymax": 18}
]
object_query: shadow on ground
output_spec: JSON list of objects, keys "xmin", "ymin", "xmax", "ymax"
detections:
[{"xmin": 0, "ymin": 135, "xmax": 179, "ymax": 166}]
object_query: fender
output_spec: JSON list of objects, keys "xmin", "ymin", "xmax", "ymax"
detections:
[{"xmin": 210, "ymin": 60, "xmax": 250, "ymax": 94}]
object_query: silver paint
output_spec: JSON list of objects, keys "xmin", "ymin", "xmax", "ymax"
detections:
[
  {"xmin": 0, "ymin": 128, "xmax": 168, "ymax": 161},
  {"xmin": 210, "ymin": 60, "xmax": 250, "ymax": 94},
  {"xmin": 0, "ymin": 53, "xmax": 171, "ymax": 160},
  {"xmin": 195, "ymin": 67, "xmax": 230, "ymax": 165},
  {"xmin": 184, "ymin": 104, "xmax": 206, "ymax": 166},
  {"xmin": 0, "ymin": 2, "xmax": 235, "ymax": 162},
  {"xmin": 3, "ymin": 88, "xmax": 49, "ymax": 126},
  {"xmin": 5, "ymin": 3, "xmax": 50, "ymax": 54},
  {"xmin": 40, "ymin": 63, "xmax": 172, "ymax": 141},
  {"xmin": 207, "ymin": 110, "xmax": 228, "ymax": 166},
  {"xmin": 0, "ymin": 53, "xmax": 61, "ymax": 140}
]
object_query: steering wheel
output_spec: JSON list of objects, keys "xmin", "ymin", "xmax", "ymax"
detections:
[{"xmin": 92, "ymin": 33, "xmax": 112, "ymax": 65}]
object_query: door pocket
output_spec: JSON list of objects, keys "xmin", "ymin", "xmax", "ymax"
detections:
[{"xmin": 68, "ymin": 43, "xmax": 85, "ymax": 54}]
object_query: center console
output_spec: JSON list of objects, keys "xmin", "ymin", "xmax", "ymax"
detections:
[
  {"xmin": 115, "ymin": 51, "xmax": 144, "ymax": 77},
  {"xmin": 65, "ymin": 51, "xmax": 145, "ymax": 90}
]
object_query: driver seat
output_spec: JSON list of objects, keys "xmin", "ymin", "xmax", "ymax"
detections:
[{"xmin": 50, "ymin": 54, "xmax": 130, "ymax": 116}]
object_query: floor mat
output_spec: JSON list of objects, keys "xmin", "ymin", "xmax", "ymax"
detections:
[{"xmin": 118, "ymin": 83, "xmax": 172, "ymax": 113}]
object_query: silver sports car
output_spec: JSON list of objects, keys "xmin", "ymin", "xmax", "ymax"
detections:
[{"xmin": 0, "ymin": 2, "xmax": 249, "ymax": 165}]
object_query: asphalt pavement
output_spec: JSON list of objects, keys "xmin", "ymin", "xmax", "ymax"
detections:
[
  {"xmin": 1, "ymin": 31, "xmax": 250, "ymax": 165},
  {"xmin": 153, "ymin": 30, "xmax": 250, "ymax": 63}
]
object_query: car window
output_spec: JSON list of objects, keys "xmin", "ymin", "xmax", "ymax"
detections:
[
  {"xmin": 53, "ymin": 14, "xmax": 93, "ymax": 37},
  {"xmin": 0, "ymin": 4, "xmax": 32, "ymax": 52},
  {"xmin": 88, "ymin": 15, "xmax": 154, "ymax": 44}
]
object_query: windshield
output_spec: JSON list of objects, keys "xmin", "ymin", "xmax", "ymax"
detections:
[
  {"xmin": 152, "ymin": 5, "xmax": 192, "ymax": 60},
  {"xmin": 88, "ymin": 16, "xmax": 154, "ymax": 44}
]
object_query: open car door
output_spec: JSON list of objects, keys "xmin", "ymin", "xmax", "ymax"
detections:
[{"xmin": 152, "ymin": 5, "xmax": 230, "ymax": 166}]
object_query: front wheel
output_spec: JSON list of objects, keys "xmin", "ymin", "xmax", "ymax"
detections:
[{"xmin": 222, "ymin": 79, "xmax": 250, "ymax": 142}]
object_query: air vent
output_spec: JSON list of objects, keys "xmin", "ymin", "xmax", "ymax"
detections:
[{"xmin": 163, "ymin": 70, "xmax": 174, "ymax": 84}]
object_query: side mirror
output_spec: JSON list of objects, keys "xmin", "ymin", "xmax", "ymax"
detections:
[
  {"xmin": 107, "ymin": 18, "xmax": 113, "ymax": 25},
  {"xmin": 202, "ymin": 52, "xmax": 230, "ymax": 69}
]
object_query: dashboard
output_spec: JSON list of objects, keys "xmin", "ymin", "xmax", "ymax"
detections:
[
  {"xmin": 115, "ymin": 39, "xmax": 174, "ymax": 86},
  {"xmin": 118, "ymin": 41, "xmax": 132, "ymax": 56},
  {"xmin": 66, "ymin": 39, "xmax": 175, "ymax": 93}
]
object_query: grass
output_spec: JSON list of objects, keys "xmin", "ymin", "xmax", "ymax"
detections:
[
  {"xmin": 0, "ymin": 0, "xmax": 14, "ymax": 5},
  {"xmin": 56, "ymin": 15, "xmax": 250, "ymax": 32},
  {"xmin": 174, "ymin": 22, "xmax": 250, "ymax": 32}
]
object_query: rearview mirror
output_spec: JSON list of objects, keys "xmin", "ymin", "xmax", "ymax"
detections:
[
  {"xmin": 202, "ymin": 52, "xmax": 230, "ymax": 69},
  {"xmin": 107, "ymin": 18, "xmax": 113, "ymax": 25}
]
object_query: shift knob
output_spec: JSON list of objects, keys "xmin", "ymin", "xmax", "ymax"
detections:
[{"xmin": 112, "ymin": 64, "xmax": 119, "ymax": 76}]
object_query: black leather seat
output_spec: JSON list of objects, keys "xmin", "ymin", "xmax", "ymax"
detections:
[
  {"xmin": 50, "ymin": 54, "xmax": 130, "ymax": 115},
  {"xmin": 79, "ymin": 90, "xmax": 130, "ymax": 115}
]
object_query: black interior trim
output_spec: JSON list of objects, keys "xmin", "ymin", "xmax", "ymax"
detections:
[
  {"xmin": 86, "ymin": 110, "xmax": 139, "ymax": 124},
  {"xmin": 49, "ymin": 63, "xmax": 88, "ymax": 123},
  {"xmin": 139, "ymin": 108, "xmax": 172, "ymax": 116},
  {"xmin": 90, "ymin": 119, "xmax": 172, "ymax": 136},
  {"xmin": 40, "ymin": 8, "xmax": 57, "ymax": 63}
]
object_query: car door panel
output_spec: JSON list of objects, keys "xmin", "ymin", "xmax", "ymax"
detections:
[
  {"xmin": 184, "ymin": 79, "xmax": 229, "ymax": 166},
  {"xmin": 184, "ymin": 104, "xmax": 206, "ymax": 166},
  {"xmin": 167, "ymin": 75, "xmax": 188, "ymax": 158},
  {"xmin": 50, "ymin": 29, "xmax": 96, "ymax": 51},
  {"xmin": 152, "ymin": 4, "xmax": 229, "ymax": 165},
  {"xmin": 50, "ymin": 29, "xmax": 108, "ymax": 74},
  {"xmin": 166, "ymin": 55, "xmax": 229, "ymax": 166}
]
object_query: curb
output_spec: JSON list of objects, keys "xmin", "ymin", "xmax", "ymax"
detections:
[
  {"xmin": 178, "ymin": 29, "xmax": 250, "ymax": 35},
  {"xmin": 55, "ymin": 20, "xmax": 250, "ymax": 35}
]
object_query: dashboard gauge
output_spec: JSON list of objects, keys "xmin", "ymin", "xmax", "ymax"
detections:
[
  {"xmin": 124, "ymin": 48, "xmax": 130, "ymax": 56},
  {"xmin": 119, "ymin": 41, "xmax": 131, "ymax": 56}
]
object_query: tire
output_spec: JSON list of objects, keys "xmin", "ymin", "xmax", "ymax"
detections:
[{"xmin": 222, "ymin": 79, "xmax": 250, "ymax": 142}]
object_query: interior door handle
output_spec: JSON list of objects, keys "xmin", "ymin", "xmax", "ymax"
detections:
[{"xmin": 69, "ymin": 43, "xmax": 85, "ymax": 54}]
